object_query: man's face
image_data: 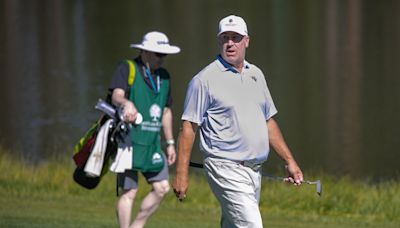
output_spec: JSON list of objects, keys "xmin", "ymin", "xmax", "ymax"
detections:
[
  {"xmin": 143, "ymin": 51, "xmax": 167, "ymax": 70},
  {"xmin": 218, "ymin": 31, "xmax": 249, "ymax": 67}
]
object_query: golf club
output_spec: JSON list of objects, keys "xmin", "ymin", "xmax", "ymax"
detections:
[
  {"xmin": 95, "ymin": 99, "xmax": 143, "ymax": 125},
  {"xmin": 262, "ymin": 172, "xmax": 322, "ymax": 196},
  {"xmin": 189, "ymin": 162, "xmax": 322, "ymax": 196},
  {"xmin": 95, "ymin": 99, "xmax": 143, "ymax": 143}
]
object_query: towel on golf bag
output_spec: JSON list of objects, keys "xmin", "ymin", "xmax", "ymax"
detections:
[
  {"xmin": 109, "ymin": 142, "xmax": 133, "ymax": 173},
  {"xmin": 84, "ymin": 119, "xmax": 113, "ymax": 177}
]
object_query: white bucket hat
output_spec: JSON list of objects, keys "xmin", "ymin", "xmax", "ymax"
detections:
[
  {"xmin": 217, "ymin": 15, "xmax": 248, "ymax": 36},
  {"xmin": 130, "ymin": 31, "xmax": 181, "ymax": 54}
]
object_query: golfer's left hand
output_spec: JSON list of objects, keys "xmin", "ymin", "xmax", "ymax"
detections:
[{"xmin": 285, "ymin": 161, "xmax": 304, "ymax": 185}]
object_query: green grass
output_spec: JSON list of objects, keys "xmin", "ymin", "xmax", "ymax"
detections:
[{"xmin": 0, "ymin": 151, "xmax": 399, "ymax": 227}]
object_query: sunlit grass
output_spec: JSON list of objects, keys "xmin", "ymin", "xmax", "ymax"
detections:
[{"xmin": 0, "ymin": 151, "xmax": 399, "ymax": 227}]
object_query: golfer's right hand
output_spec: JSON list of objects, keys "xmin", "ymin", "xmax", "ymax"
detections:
[{"xmin": 172, "ymin": 174, "xmax": 188, "ymax": 202}]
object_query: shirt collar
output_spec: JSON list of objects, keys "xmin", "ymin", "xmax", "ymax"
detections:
[{"xmin": 216, "ymin": 54, "xmax": 249, "ymax": 73}]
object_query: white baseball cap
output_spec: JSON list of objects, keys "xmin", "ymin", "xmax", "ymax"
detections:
[
  {"xmin": 217, "ymin": 15, "xmax": 248, "ymax": 36},
  {"xmin": 130, "ymin": 31, "xmax": 181, "ymax": 54}
]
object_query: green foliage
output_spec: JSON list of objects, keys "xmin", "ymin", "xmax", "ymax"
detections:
[{"xmin": 0, "ymin": 152, "xmax": 399, "ymax": 227}]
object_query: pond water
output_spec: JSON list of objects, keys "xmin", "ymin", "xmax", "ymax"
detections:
[{"xmin": 1, "ymin": 0, "xmax": 399, "ymax": 180}]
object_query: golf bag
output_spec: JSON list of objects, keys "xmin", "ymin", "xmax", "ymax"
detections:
[
  {"xmin": 72, "ymin": 59, "xmax": 137, "ymax": 189},
  {"xmin": 73, "ymin": 100, "xmax": 133, "ymax": 189}
]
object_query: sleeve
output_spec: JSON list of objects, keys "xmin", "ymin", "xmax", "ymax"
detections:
[
  {"xmin": 165, "ymin": 83, "xmax": 173, "ymax": 107},
  {"xmin": 109, "ymin": 62, "xmax": 130, "ymax": 92},
  {"xmin": 264, "ymin": 82, "xmax": 278, "ymax": 120},
  {"xmin": 181, "ymin": 77, "xmax": 210, "ymax": 125},
  {"xmin": 158, "ymin": 68, "xmax": 173, "ymax": 107},
  {"xmin": 256, "ymin": 67, "xmax": 277, "ymax": 120}
]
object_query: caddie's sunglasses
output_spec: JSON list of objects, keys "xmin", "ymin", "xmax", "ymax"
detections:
[{"xmin": 155, "ymin": 53, "xmax": 167, "ymax": 58}]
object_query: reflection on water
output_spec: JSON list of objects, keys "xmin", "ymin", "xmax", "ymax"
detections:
[{"xmin": 1, "ymin": 0, "xmax": 399, "ymax": 180}]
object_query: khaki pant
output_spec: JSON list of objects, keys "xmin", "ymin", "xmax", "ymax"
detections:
[{"xmin": 204, "ymin": 157, "xmax": 263, "ymax": 228}]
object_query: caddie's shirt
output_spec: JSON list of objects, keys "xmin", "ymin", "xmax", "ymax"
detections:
[
  {"xmin": 182, "ymin": 55, "xmax": 278, "ymax": 163},
  {"xmin": 109, "ymin": 57, "xmax": 173, "ymax": 107}
]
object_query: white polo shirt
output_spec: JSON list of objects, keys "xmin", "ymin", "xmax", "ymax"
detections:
[{"xmin": 182, "ymin": 55, "xmax": 277, "ymax": 163}]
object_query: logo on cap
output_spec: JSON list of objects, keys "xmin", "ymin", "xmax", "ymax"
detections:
[
  {"xmin": 217, "ymin": 15, "xmax": 248, "ymax": 36},
  {"xmin": 130, "ymin": 31, "xmax": 181, "ymax": 54}
]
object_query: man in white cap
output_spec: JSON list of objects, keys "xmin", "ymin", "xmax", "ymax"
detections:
[
  {"xmin": 109, "ymin": 31, "xmax": 180, "ymax": 228},
  {"xmin": 173, "ymin": 15, "xmax": 304, "ymax": 227}
]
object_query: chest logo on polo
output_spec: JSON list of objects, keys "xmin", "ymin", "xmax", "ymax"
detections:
[
  {"xmin": 150, "ymin": 104, "xmax": 161, "ymax": 121},
  {"xmin": 250, "ymin": 75, "xmax": 257, "ymax": 82}
]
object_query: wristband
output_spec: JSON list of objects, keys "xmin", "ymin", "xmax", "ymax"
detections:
[{"xmin": 166, "ymin": 139, "xmax": 175, "ymax": 145}]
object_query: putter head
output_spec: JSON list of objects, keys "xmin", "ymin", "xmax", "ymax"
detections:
[
  {"xmin": 316, "ymin": 180, "xmax": 322, "ymax": 196},
  {"xmin": 303, "ymin": 179, "xmax": 322, "ymax": 196}
]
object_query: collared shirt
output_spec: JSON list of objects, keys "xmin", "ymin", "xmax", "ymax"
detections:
[
  {"xmin": 216, "ymin": 54, "xmax": 249, "ymax": 73},
  {"xmin": 182, "ymin": 55, "xmax": 278, "ymax": 163}
]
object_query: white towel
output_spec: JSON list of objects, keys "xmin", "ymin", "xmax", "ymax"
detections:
[
  {"xmin": 109, "ymin": 145, "xmax": 133, "ymax": 173},
  {"xmin": 84, "ymin": 119, "xmax": 113, "ymax": 177}
]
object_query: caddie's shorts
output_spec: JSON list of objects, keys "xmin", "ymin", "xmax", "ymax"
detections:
[
  {"xmin": 204, "ymin": 157, "xmax": 263, "ymax": 228},
  {"xmin": 117, "ymin": 153, "xmax": 168, "ymax": 190}
]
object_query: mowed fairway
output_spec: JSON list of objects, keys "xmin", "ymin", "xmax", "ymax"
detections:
[{"xmin": 0, "ymin": 153, "xmax": 399, "ymax": 228}]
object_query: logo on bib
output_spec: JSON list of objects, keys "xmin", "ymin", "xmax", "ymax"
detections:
[
  {"xmin": 152, "ymin": 152, "xmax": 163, "ymax": 164},
  {"xmin": 150, "ymin": 104, "xmax": 161, "ymax": 121}
]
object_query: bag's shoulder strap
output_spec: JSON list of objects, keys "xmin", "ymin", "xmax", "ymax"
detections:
[{"xmin": 126, "ymin": 59, "xmax": 136, "ymax": 86}]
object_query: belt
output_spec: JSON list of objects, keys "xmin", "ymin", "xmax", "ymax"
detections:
[{"xmin": 239, "ymin": 160, "xmax": 262, "ymax": 172}]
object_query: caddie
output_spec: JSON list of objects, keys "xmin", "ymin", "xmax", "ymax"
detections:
[{"xmin": 109, "ymin": 31, "xmax": 180, "ymax": 228}]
